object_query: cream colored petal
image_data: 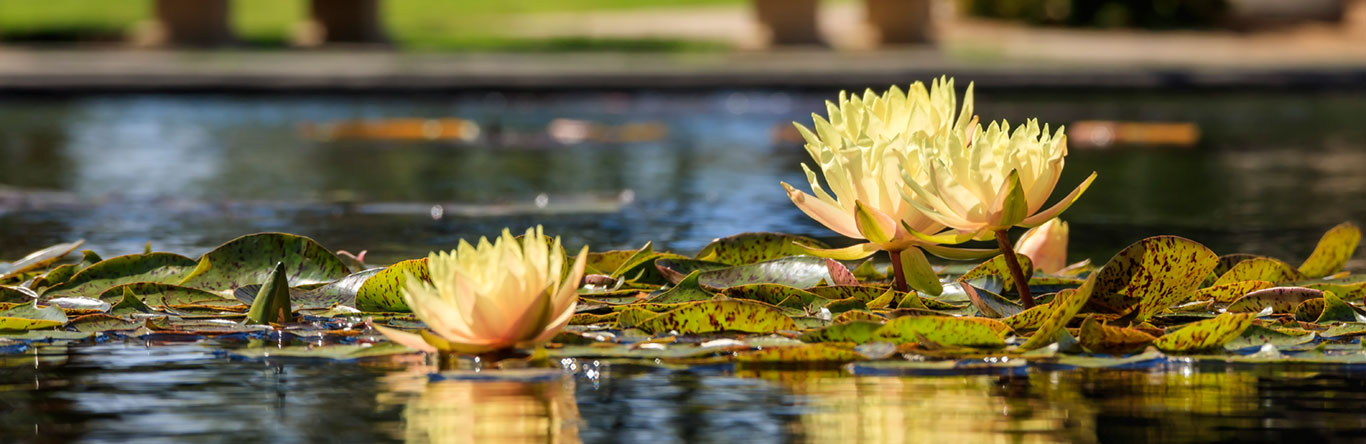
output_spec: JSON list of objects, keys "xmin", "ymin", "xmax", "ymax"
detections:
[
  {"xmin": 372, "ymin": 324, "xmax": 438, "ymax": 353},
  {"xmin": 783, "ymin": 182, "xmax": 862, "ymax": 239}
]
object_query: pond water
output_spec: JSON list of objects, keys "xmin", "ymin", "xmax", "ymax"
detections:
[{"xmin": 2, "ymin": 90, "xmax": 1366, "ymax": 442}]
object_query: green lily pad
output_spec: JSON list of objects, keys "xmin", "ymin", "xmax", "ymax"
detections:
[
  {"xmin": 1223, "ymin": 324, "xmax": 1316, "ymax": 351},
  {"xmin": 108, "ymin": 288, "xmax": 155, "ymax": 316},
  {"xmin": 832, "ymin": 310, "xmax": 883, "ymax": 324},
  {"xmin": 1294, "ymin": 298, "xmax": 1325, "ymax": 322},
  {"xmin": 635, "ymin": 300, "xmax": 797, "ymax": 335},
  {"xmin": 1191, "ymin": 280, "xmax": 1274, "ymax": 304},
  {"xmin": 1315, "ymin": 291, "xmax": 1365, "ymax": 323},
  {"xmin": 288, "ymin": 268, "xmax": 382, "ymax": 309},
  {"xmin": 806, "ymin": 285, "xmax": 890, "ymax": 302},
  {"xmin": 1213, "ymin": 257, "xmax": 1304, "ymax": 286},
  {"xmin": 355, "ymin": 258, "xmax": 428, "ymax": 312},
  {"xmin": 694, "ymin": 232, "xmax": 829, "ymax": 265},
  {"xmin": 615, "ymin": 307, "xmax": 661, "ymax": 329},
  {"xmin": 1087, "ymin": 236, "xmax": 1218, "ymax": 322},
  {"xmin": 40, "ymin": 253, "xmax": 198, "ymax": 300},
  {"xmin": 0, "ymin": 240, "xmax": 83, "ymax": 281},
  {"xmin": 1320, "ymin": 322, "xmax": 1366, "ymax": 339},
  {"xmin": 1299, "ymin": 222, "xmax": 1361, "ymax": 278},
  {"xmin": 178, "ymin": 232, "xmax": 351, "ymax": 295},
  {"xmin": 0, "ymin": 286, "xmax": 36, "ymax": 303},
  {"xmin": 874, "ymin": 316, "xmax": 1009, "ymax": 348},
  {"xmin": 960, "ymin": 283, "xmax": 1025, "ymax": 318},
  {"xmin": 0, "ymin": 302, "xmax": 67, "ymax": 330},
  {"xmin": 647, "ymin": 271, "xmax": 715, "ymax": 304},
  {"xmin": 1021, "ymin": 276, "xmax": 1095, "ymax": 351},
  {"xmin": 1153, "ymin": 312, "xmax": 1255, "ymax": 353},
  {"xmin": 695, "ymin": 255, "xmax": 833, "ymax": 289},
  {"xmin": 67, "ymin": 314, "xmax": 144, "ymax": 332},
  {"xmin": 246, "ymin": 263, "xmax": 294, "ymax": 325},
  {"xmin": 1002, "ymin": 302, "xmax": 1053, "ymax": 332},
  {"xmin": 797, "ymin": 320, "xmax": 883, "ymax": 344},
  {"xmin": 721, "ymin": 284, "xmax": 822, "ymax": 311},
  {"xmin": 586, "ymin": 248, "xmax": 638, "ymax": 275},
  {"xmin": 732, "ymin": 344, "xmax": 863, "ymax": 363},
  {"xmin": 958, "ymin": 254, "xmax": 1033, "ymax": 293},
  {"xmin": 1303, "ymin": 282, "xmax": 1366, "ymax": 301},
  {"xmin": 653, "ymin": 258, "xmax": 730, "ymax": 284},
  {"xmin": 1078, "ymin": 316, "xmax": 1156, "ymax": 355},
  {"xmin": 1052, "ymin": 348, "xmax": 1167, "ymax": 368},
  {"xmin": 98, "ymin": 283, "xmax": 243, "ymax": 309},
  {"xmin": 1227, "ymin": 287, "xmax": 1324, "ymax": 313}
]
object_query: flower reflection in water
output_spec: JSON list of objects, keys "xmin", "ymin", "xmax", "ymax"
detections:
[{"xmin": 379, "ymin": 360, "xmax": 580, "ymax": 444}]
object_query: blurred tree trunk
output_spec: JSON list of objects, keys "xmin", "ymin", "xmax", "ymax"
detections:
[{"xmin": 753, "ymin": 0, "xmax": 823, "ymax": 46}]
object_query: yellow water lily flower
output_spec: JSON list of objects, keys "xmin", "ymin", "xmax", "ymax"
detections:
[
  {"xmin": 1015, "ymin": 217, "xmax": 1068, "ymax": 274},
  {"xmin": 782, "ymin": 78, "xmax": 967, "ymax": 253},
  {"xmin": 900, "ymin": 118, "xmax": 1096, "ymax": 238},
  {"xmin": 374, "ymin": 226, "xmax": 587, "ymax": 354},
  {"xmin": 781, "ymin": 78, "xmax": 998, "ymax": 294}
]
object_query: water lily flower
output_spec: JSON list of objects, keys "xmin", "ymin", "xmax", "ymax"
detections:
[
  {"xmin": 781, "ymin": 78, "xmax": 997, "ymax": 294},
  {"xmin": 374, "ymin": 226, "xmax": 587, "ymax": 355},
  {"xmin": 1015, "ymin": 218, "xmax": 1068, "ymax": 274},
  {"xmin": 900, "ymin": 117, "xmax": 1097, "ymax": 306}
]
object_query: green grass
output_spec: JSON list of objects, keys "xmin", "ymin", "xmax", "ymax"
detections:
[{"xmin": 0, "ymin": 0, "xmax": 754, "ymax": 50}]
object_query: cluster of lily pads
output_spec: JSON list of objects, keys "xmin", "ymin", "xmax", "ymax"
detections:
[{"xmin": 1, "ymin": 220, "xmax": 1363, "ymax": 370}]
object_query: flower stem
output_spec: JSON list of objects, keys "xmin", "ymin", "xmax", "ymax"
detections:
[
  {"xmin": 994, "ymin": 229, "xmax": 1036, "ymax": 308},
  {"xmin": 888, "ymin": 249, "xmax": 909, "ymax": 292}
]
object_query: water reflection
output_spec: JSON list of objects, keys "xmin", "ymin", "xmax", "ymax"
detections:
[{"xmin": 382, "ymin": 367, "xmax": 581, "ymax": 444}]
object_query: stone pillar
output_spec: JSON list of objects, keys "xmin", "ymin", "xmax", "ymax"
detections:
[
  {"xmin": 863, "ymin": 0, "xmax": 934, "ymax": 45},
  {"xmin": 296, "ymin": 0, "xmax": 388, "ymax": 46},
  {"xmin": 139, "ymin": 0, "xmax": 234, "ymax": 46},
  {"xmin": 752, "ymin": 0, "xmax": 822, "ymax": 46}
]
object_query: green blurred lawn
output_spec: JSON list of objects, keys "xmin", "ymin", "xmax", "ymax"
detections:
[{"xmin": 0, "ymin": 0, "xmax": 750, "ymax": 50}]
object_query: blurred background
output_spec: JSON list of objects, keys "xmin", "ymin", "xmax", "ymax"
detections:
[{"xmin": 1, "ymin": 0, "xmax": 1365, "ymax": 270}]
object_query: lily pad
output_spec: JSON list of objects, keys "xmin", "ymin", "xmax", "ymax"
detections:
[
  {"xmin": 647, "ymin": 271, "xmax": 715, "ymax": 304},
  {"xmin": 288, "ymin": 268, "xmax": 382, "ymax": 309},
  {"xmin": 958, "ymin": 254, "xmax": 1033, "ymax": 293},
  {"xmin": 98, "ymin": 283, "xmax": 242, "ymax": 309},
  {"xmin": 696, "ymin": 255, "xmax": 833, "ymax": 289},
  {"xmin": 1299, "ymin": 222, "xmax": 1361, "ymax": 278},
  {"xmin": 1294, "ymin": 298, "xmax": 1325, "ymax": 322},
  {"xmin": 797, "ymin": 320, "xmax": 883, "ymax": 344},
  {"xmin": 1078, "ymin": 316, "xmax": 1156, "ymax": 355},
  {"xmin": 0, "ymin": 286, "xmax": 37, "ymax": 303},
  {"xmin": 355, "ymin": 258, "xmax": 428, "ymax": 312},
  {"xmin": 1227, "ymin": 287, "xmax": 1324, "ymax": 313},
  {"xmin": 1191, "ymin": 280, "xmax": 1274, "ymax": 304},
  {"xmin": 721, "ymin": 284, "xmax": 822, "ymax": 310},
  {"xmin": 960, "ymin": 283, "xmax": 1025, "ymax": 318},
  {"xmin": 0, "ymin": 240, "xmax": 83, "ymax": 281},
  {"xmin": 694, "ymin": 232, "xmax": 829, "ymax": 265},
  {"xmin": 732, "ymin": 344, "xmax": 862, "ymax": 363},
  {"xmin": 1021, "ymin": 277, "xmax": 1095, "ymax": 351},
  {"xmin": 1315, "ymin": 291, "xmax": 1365, "ymax": 323},
  {"xmin": 635, "ymin": 300, "xmax": 797, "ymax": 335},
  {"xmin": 1002, "ymin": 302, "xmax": 1054, "ymax": 332},
  {"xmin": 653, "ymin": 258, "xmax": 729, "ymax": 284},
  {"xmin": 41, "ymin": 253, "xmax": 198, "ymax": 299},
  {"xmin": 1087, "ymin": 236, "xmax": 1218, "ymax": 322},
  {"xmin": 0, "ymin": 302, "xmax": 67, "ymax": 330},
  {"xmin": 1153, "ymin": 312, "xmax": 1255, "ymax": 353},
  {"xmin": 178, "ymin": 232, "xmax": 351, "ymax": 295},
  {"xmin": 1223, "ymin": 324, "xmax": 1316, "ymax": 351},
  {"xmin": 874, "ymin": 316, "xmax": 1009, "ymax": 348},
  {"xmin": 67, "ymin": 314, "xmax": 144, "ymax": 332},
  {"xmin": 1213, "ymin": 257, "xmax": 1304, "ymax": 286}
]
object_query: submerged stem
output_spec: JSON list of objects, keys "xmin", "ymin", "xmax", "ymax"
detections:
[
  {"xmin": 994, "ymin": 229, "xmax": 1036, "ymax": 308},
  {"xmin": 888, "ymin": 249, "xmax": 909, "ymax": 293}
]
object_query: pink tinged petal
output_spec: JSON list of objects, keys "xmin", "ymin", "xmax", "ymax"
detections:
[
  {"xmin": 371, "ymin": 323, "xmax": 438, "ymax": 353},
  {"xmin": 1020, "ymin": 171, "xmax": 1097, "ymax": 227},
  {"xmin": 783, "ymin": 182, "xmax": 862, "ymax": 239},
  {"xmin": 407, "ymin": 288, "xmax": 484, "ymax": 345},
  {"xmin": 1016, "ymin": 218, "xmax": 1068, "ymax": 273}
]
